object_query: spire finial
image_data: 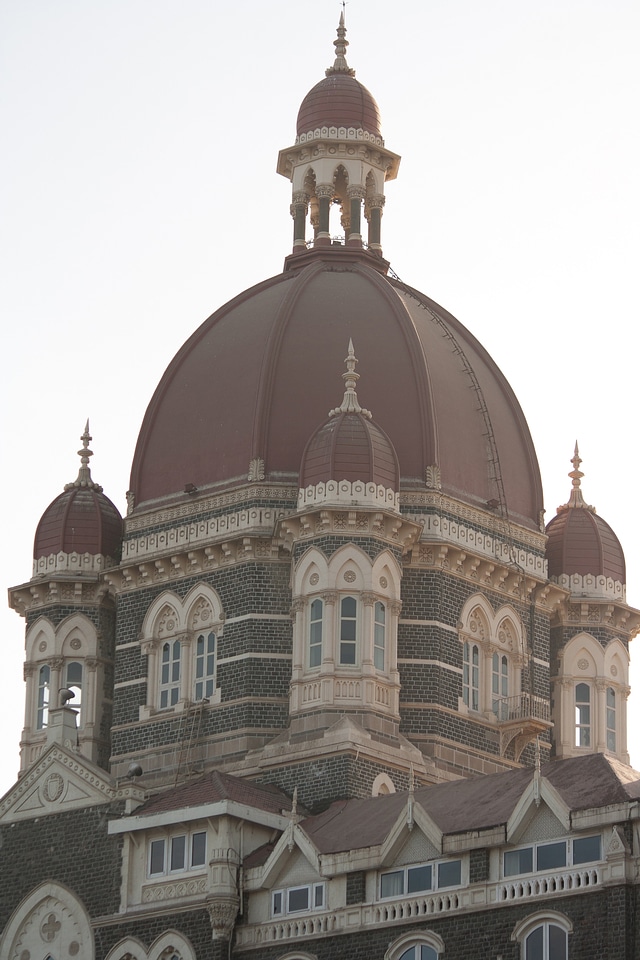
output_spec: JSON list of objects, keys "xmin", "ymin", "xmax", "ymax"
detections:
[
  {"xmin": 326, "ymin": 7, "xmax": 356, "ymax": 77},
  {"xmin": 556, "ymin": 441, "xmax": 595, "ymax": 514},
  {"xmin": 64, "ymin": 420, "xmax": 103, "ymax": 492},
  {"xmin": 328, "ymin": 340, "xmax": 372, "ymax": 418}
]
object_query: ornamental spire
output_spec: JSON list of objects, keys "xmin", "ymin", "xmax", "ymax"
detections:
[
  {"xmin": 64, "ymin": 420, "xmax": 103, "ymax": 492},
  {"xmin": 326, "ymin": 8, "xmax": 356, "ymax": 77},
  {"xmin": 328, "ymin": 340, "xmax": 372, "ymax": 418},
  {"xmin": 556, "ymin": 442, "xmax": 595, "ymax": 514}
]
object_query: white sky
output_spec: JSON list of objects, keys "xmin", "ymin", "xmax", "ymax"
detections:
[{"xmin": 1, "ymin": 0, "xmax": 638, "ymax": 797}]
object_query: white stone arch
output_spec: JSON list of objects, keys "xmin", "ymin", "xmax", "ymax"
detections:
[
  {"xmin": 104, "ymin": 935, "xmax": 147, "ymax": 960},
  {"xmin": 277, "ymin": 953, "xmax": 318, "ymax": 960},
  {"xmin": 142, "ymin": 591, "xmax": 184, "ymax": 640},
  {"xmin": 460, "ymin": 594, "xmax": 492, "ymax": 641},
  {"xmin": 458, "ymin": 595, "xmax": 525, "ymax": 718},
  {"xmin": 25, "ymin": 615, "xmax": 56, "ymax": 662},
  {"xmin": 384, "ymin": 929, "xmax": 445, "ymax": 959},
  {"xmin": 57, "ymin": 611, "xmax": 98, "ymax": 658},
  {"xmin": 184, "ymin": 581, "xmax": 224, "ymax": 633},
  {"xmin": 293, "ymin": 545, "xmax": 330, "ymax": 596},
  {"xmin": 329, "ymin": 542, "xmax": 370, "ymax": 593},
  {"xmin": 148, "ymin": 929, "xmax": 197, "ymax": 960},
  {"xmin": 603, "ymin": 637, "xmax": 629, "ymax": 685},
  {"xmin": 0, "ymin": 880, "xmax": 94, "ymax": 960},
  {"xmin": 371, "ymin": 550, "xmax": 403, "ymax": 601},
  {"xmin": 372, "ymin": 772, "xmax": 396, "ymax": 795},
  {"xmin": 511, "ymin": 909, "xmax": 572, "ymax": 958}
]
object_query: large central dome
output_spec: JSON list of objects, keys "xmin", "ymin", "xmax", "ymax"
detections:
[{"xmin": 129, "ymin": 18, "xmax": 543, "ymax": 532}]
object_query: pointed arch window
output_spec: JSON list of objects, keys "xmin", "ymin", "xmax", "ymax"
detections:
[
  {"xmin": 194, "ymin": 631, "xmax": 216, "ymax": 700},
  {"xmin": 160, "ymin": 640, "xmax": 182, "ymax": 708},
  {"xmin": 463, "ymin": 642, "xmax": 479, "ymax": 711},
  {"xmin": 374, "ymin": 601, "xmax": 386, "ymax": 670},
  {"xmin": 309, "ymin": 599, "xmax": 323, "ymax": 668},
  {"xmin": 37, "ymin": 664, "xmax": 50, "ymax": 729},
  {"xmin": 492, "ymin": 652, "xmax": 509, "ymax": 719},
  {"xmin": 339, "ymin": 596, "xmax": 357, "ymax": 665},
  {"xmin": 606, "ymin": 686, "xmax": 616, "ymax": 751},
  {"xmin": 575, "ymin": 682, "xmax": 591, "ymax": 747},
  {"xmin": 65, "ymin": 660, "xmax": 83, "ymax": 722}
]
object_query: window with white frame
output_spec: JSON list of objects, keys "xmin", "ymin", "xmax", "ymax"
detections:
[
  {"xmin": 463, "ymin": 641, "xmax": 479, "ymax": 711},
  {"xmin": 575, "ymin": 682, "xmax": 591, "ymax": 746},
  {"xmin": 65, "ymin": 661, "xmax": 83, "ymax": 722},
  {"xmin": 271, "ymin": 882, "xmax": 325, "ymax": 917},
  {"xmin": 385, "ymin": 931, "xmax": 444, "ymax": 960},
  {"xmin": 160, "ymin": 639, "xmax": 182, "ymax": 708},
  {"xmin": 519, "ymin": 921, "xmax": 568, "ymax": 960},
  {"xmin": 398, "ymin": 947, "xmax": 438, "ymax": 960},
  {"xmin": 148, "ymin": 830, "xmax": 207, "ymax": 877},
  {"xmin": 492, "ymin": 652, "xmax": 509, "ymax": 717},
  {"xmin": 37, "ymin": 664, "xmax": 50, "ymax": 729},
  {"xmin": 374, "ymin": 601, "xmax": 386, "ymax": 670},
  {"xmin": 309, "ymin": 598, "xmax": 323, "ymax": 668},
  {"xmin": 459, "ymin": 603, "xmax": 523, "ymax": 719},
  {"xmin": 503, "ymin": 834, "xmax": 601, "ymax": 878},
  {"xmin": 194, "ymin": 630, "xmax": 216, "ymax": 700},
  {"xmin": 380, "ymin": 858, "xmax": 462, "ymax": 898},
  {"xmin": 606, "ymin": 686, "xmax": 616, "ymax": 751},
  {"xmin": 339, "ymin": 596, "xmax": 357, "ymax": 665}
]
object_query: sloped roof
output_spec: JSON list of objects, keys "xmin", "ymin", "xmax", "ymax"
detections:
[{"xmin": 135, "ymin": 770, "xmax": 296, "ymax": 818}]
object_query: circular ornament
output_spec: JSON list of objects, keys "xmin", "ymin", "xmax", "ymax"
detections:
[
  {"xmin": 379, "ymin": 576, "xmax": 388, "ymax": 589},
  {"xmin": 70, "ymin": 637, "xmax": 81, "ymax": 650},
  {"xmin": 69, "ymin": 943, "xmax": 80, "ymax": 956},
  {"xmin": 611, "ymin": 665, "xmax": 618, "ymax": 677},
  {"xmin": 20, "ymin": 951, "xmax": 30, "ymax": 960},
  {"xmin": 39, "ymin": 641, "xmax": 47, "ymax": 652},
  {"xmin": 309, "ymin": 573, "xmax": 320, "ymax": 586},
  {"xmin": 344, "ymin": 571, "xmax": 356, "ymax": 583},
  {"xmin": 577, "ymin": 658, "xmax": 589, "ymax": 670}
]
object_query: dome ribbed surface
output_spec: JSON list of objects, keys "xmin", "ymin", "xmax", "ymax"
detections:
[
  {"xmin": 300, "ymin": 412, "xmax": 399, "ymax": 489},
  {"xmin": 296, "ymin": 75, "xmax": 381, "ymax": 138},
  {"xmin": 130, "ymin": 253, "xmax": 543, "ymax": 530},
  {"xmin": 545, "ymin": 507, "xmax": 625, "ymax": 583},
  {"xmin": 34, "ymin": 487, "xmax": 123, "ymax": 561}
]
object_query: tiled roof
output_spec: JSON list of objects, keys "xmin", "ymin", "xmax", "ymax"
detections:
[{"xmin": 135, "ymin": 771, "xmax": 296, "ymax": 818}]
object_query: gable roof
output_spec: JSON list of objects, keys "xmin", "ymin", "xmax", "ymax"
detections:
[{"xmin": 134, "ymin": 770, "xmax": 297, "ymax": 818}]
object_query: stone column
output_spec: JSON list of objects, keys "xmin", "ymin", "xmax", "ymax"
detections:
[
  {"xmin": 366, "ymin": 193, "xmax": 385, "ymax": 251},
  {"xmin": 291, "ymin": 190, "xmax": 309, "ymax": 249},
  {"xmin": 315, "ymin": 184, "xmax": 334, "ymax": 244},
  {"xmin": 347, "ymin": 185, "xmax": 366, "ymax": 245}
]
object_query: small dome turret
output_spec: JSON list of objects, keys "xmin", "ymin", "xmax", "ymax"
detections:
[
  {"xmin": 34, "ymin": 423, "xmax": 123, "ymax": 564},
  {"xmin": 545, "ymin": 444, "xmax": 625, "ymax": 583},
  {"xmin": 300, "ymin": 341, "xmax": 399, "ymax": 490}
]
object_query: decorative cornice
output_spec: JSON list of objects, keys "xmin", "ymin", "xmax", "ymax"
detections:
[
  {"xmin": 295, "ymin": 126, "xmax": 385, "ymax": 148},
  {"xmin": 298, "ymin": 480, "xmax": 399, "ymax": 513}
]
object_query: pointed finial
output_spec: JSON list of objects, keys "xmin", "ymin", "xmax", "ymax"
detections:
[
  {"xmin": 406, "ymin": 764, "xmax": 415, "ymax": 831},
  {"xmin": 64, "ymin": 420, "xmax": 103, "ymax": 492},
  {"xmin": 328, "ymin": 340, "xmax": 372, "ymax": 418},
  {"xmin": 533, "ymin": 738, "xmax": 541, "ymax": 807},
  {"xmin": 291, "ymin": 785, "xmax": 298, "ymax": 818},
  {"xmin": 326, "ymin": 8, "xmax": 356, "ymax": 77},
  {"xmin": 556, "ymin": 441, "xmax": 595, "ymax": 514}
]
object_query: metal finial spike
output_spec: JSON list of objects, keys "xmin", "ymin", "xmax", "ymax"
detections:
[
  {"xmin": 64, "ymin": 420, "xmax": 103, "ymax": 492},
  {"xmin": 328, "ymin": 341, "xmax": 372, "ymax": 418},
  {"xmin": 556, "ymin": 441, "xmax": 595, "ymax": 514},
  {"xmin": 326, "ymin": 8, "xmax": 356, "ymax": 77}
]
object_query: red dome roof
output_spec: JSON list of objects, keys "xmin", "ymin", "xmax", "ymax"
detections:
[
  {"xmin": 301, "ymin": 413, "xmax": 399, "ymax": 490},
  {"xmin": 130, "ymin": 250, "xmax": 543, "ymax": 530},
  {"xmin": 34, "ymin": 486, "xmax": 123, "ymax": 561},
  {"xmin": 296, "ymin": 74, "xmax": 381, "ymax": 139}
]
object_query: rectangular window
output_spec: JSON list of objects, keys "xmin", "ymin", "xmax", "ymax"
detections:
[
  {"xmin": 170, "ymin": 835, "xmax": 186, "ymax": 871},
  {"xmin": 380, "ymin": 859, "xmax": 460, "ymax": 898},
  {"xmin": 437, "ymin": 860, "xmax": 462, "ymax": 888},
  {"xmin": 536, "ymin": 841, "xmax": 566, "ymax": 872},
  {"xmin": 504, "ymin": 847, "xmax": 533, "ymax": 877},
  {"xmin": 272, "ymin": 891, "xmax": 283, "ymax": 916},
  {"xmin": 380, "ymin": 870, "xmax": 404, "ymax": 898},
  {"xmin": 195, "ymin": 632, "xmax": 216, "ymax": 700},
  {"xmin": 288, "ymin": 887, "xmax": 310, "ymax": 912},
  {"xmin": 149, "ymin": 839, "xmax": 165, "ymax": 876},
  {"xmin": 374, "ymin": 602, "xmax": 385, "ymax": 671},
  {"xmin": 573, "ymin": 835, "xmax": 601, "ymax": 864},
  {"xmin": 160, "ymin": 640, "xmax": 182, "ymax": 709},
  {"xmin": 191, "ymin": 831, "xmax": 206, "ymax": 867},
  {"xmin": 309, "ymin": 598, "xmax": 323, "ymax": 668},
  {"xmin": 272, "ymin": 883, "xmax": 325, "ymax": 917},
  {"xmin": 407, "ymin": 864, "xmax": 432, "ymax": 893},
  {"xmin": 606, "ymin": 687, "xmax": 616, "ymax": 751}
]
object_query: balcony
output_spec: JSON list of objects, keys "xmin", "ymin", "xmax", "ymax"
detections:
[{"xmin": 493, "ymin": 694, "xmax": 552, "ymax": 759}]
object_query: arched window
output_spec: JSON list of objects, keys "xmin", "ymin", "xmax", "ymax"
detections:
[
  {"xmin": 385, "ymin": 932, "xmax": 444, "ymax": 960},
  {"xmin": 606, "ymin": 686, "xmax": 616, "ymax": 751},
  {"xmin": 374, "ymin": 601, "xmax": 386, "ymax": 670},
  {"xmin": 194, "ymin": 631, "xmax": 216, "ymax": 700},
  {"xmin": 463, "ymin": 642, "xmax": 479, "ymax": 711},
  {"xmin": 399, "ymin": 948, "xmax": 438, "ymax": 960},
  {"xmin": 523, "ymin": 922, "xmax": 567, "ymax": 959},
  {"xmin": 492, "ymin": 652, "xmax": 509, "ymax": 719},
  {"xmin": 575, "ymin": 682, "xmax": 591, "ymax": 746},
  {"xmin": 309, "ymin": 599, "xmax": 323, "ymax": 668},
  {"xmin": 37, "ymin": 665, "xmax": 50, "ymax": 729},
  {"xmin": 339, "ymin": 596, "xmax": 357, "ymax": 665},
  {"xmin": 65, "ymin": 661, "xmax": 83, "ymax": 722},
  {"xmin": 160, "ymin": 640, "xmax": 182, "ymax": 708}
]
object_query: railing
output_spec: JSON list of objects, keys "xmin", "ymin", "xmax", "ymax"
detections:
[
  {"xmin": 493, "ymin": 693, "xmax": 551, "ymax": 724},
  {"xmin": 497, "ymin": 868, "xmax": 601, "ymax": 902}
]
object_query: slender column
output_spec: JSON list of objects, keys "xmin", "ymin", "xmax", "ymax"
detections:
[
  {"xmin": 347, "ymin": 185, "xmax": 366, "ymax": 245},
  {"xmin": 291, "ymin": 190, "xmax": 309, "ymax": 249},
  {"xmin": 366, "ymin": 193, "xmax": 385, "ymax": 251},
  {"xmin": 315, "ymin": 184, "xmax": 334, "ymax": 244}
]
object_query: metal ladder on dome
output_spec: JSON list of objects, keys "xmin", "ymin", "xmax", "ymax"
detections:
[{"xmin": 174, "ymin": 699, "xmax": 207, "ymax": 786}]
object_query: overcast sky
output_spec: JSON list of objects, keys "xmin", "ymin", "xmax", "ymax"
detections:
[{"xmin": 1, "ymin": 0, "xmax": 638, "ymax": 795}]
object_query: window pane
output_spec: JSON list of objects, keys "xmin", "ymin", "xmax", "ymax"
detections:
[
  {"xmin": 407, "ymin": 864, "xmax": 432, "ymax": 893},
  {"xmin": 537, "ymin": 841, "xmax": 566, "ymax": 871},
  {"xmin": 525, "ymin": 926, "xmax": 543, "ymax": 960},
  {"xmin": 342, "ymin": 596, "xmax": 357, "ymax": 617},
  {"xmin": 288, "ymin": 887, "xmax": 310, "ymax": 912},
  {"xmin": 421, "ymin": 949, "xmax": 438, "ymax": 960},
  {"xmin": 191, "ymin": 831, "xmax": 206, "ymax": 866},
  {"xmin": 150, "ymin": 839, "xmax": 165, "ymax": 875},
  {"xmin": 504, "ymin": 847, "xmax": 533, "ymax": 876},
  {"xmin": 380, "ymin": 870, "xmax": 404, "ymax": 898},
  {"xmin": 170, "ymin": 834, "xmax": 186, "ymax": 870},
  {"xmin": 437, "ymin": 860, "xmax": 461, "ymax": 887},
  {"xmin": 573, "ymin": 835, "xmax": 601, "ymax": 864},
  {"xmin": 314, "ymin": 883, "xmax": 324, "ymax": 907},
  {"xmin": 272, "ymin": 891, "xmax": 282, "ymax": 915},
  {"xmin": 548, "ymin": 923, "xmax": 567, "ymax": 959},
  {"xmin": 66, "ymin": 661, "xmax": 82, "ymax": 684}
]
